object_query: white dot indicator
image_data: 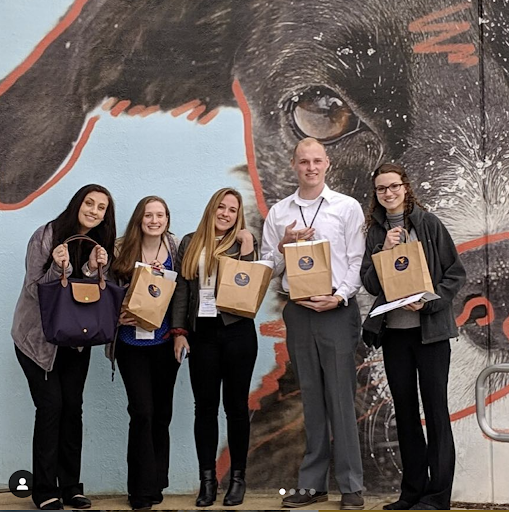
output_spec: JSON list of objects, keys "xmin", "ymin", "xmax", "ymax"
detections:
[
  {"xmin": 279, "ymin": 488, "xmax": 286, "ymax": 496},
  {"xmin": 299, "ymin": 489, "xmax": 306, "ymax": 495},
  {"xmin": 289, "ymin": 488, "xmax": 296, "ymax": 495},
  {"xmin": 309, "ymin": 488, "xmax": 316, "ymax": 495}
]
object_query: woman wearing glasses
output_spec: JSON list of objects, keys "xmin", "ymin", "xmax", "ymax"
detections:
[{"xmin": 361, "ymin": 163, "xmax": 465, "ymax": 511}]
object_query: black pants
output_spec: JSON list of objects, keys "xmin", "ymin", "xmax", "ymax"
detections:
[
  {"xmin": 383, "ymin": 328, "xmax": 455, "ymax": 510},
  {"xmin": 116, "ymin": 341, "xmax": 180, "ymax": 497},
  {"xmin": 16, "ymin": 345, "xmax": 91, "ymax": 507},
  {"xmin": 189, "ymin": 316, "xmax": 258, "ymax": 472}
]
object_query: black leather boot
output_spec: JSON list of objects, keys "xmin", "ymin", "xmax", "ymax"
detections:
[
  {"xmin": 223, "ymin": 469, "xmax": 246, "ymax": 506},
  {"xmin": 195, "ymin": 469, "xmax": 218, "ymax": 507}
]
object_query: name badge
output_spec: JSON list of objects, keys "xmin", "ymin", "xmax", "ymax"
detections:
[
  {"xmin": 198, "ymin": 289, "xmax": 217, "ymax": 317},
  {"xmin": 136, "ymin": 326, "xmax": 155, "ymax": 340}
]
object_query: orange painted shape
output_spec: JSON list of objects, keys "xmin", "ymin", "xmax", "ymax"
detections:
[
  {"xmin": 127, "ymin": 105, "xmax": 147, "ymax": 116},
  {"xmin": 456, "ymin": 232, "xmax": 509, "ymax": 253},
  {"xmin": 0, "ymin": 116, "xmax": 100, "ymax": 211},
  {"xmin": 232, "ymin": 79, "xmax": 269, "ymax": 219},
  {"xmin": 502, "ymin": 316, "xmax": 509, "ymax": 343},
  {"xmin": 110, "ymin": 100, "xmax": 131, "ymax": 117},
  {"xmin": 260, "ymin": 319, "xmax": 286, "ymax": 339},
  {"xmin": 249, "ymin": 341, "xmax": 289, "ymax": 411},
  {"xmin": 216, "ymin": 447, "xmax": 231, "ymax": 483},
  {"xmin": 0, "ymin": 0, "xmax": 92, "ymax": 98},
  {"xmin": 170, "ymin": 99, "xmax": 202, "ymax": 117},
  {"xmin": 198, "ymin": 108, "xmax": 220, "ymax": 125},
  {"xmin": 102, "ymin": 97, "xmax": 118, "ymax": 111},
  {"xmin": 408, "ymin": 2, "xmax": 478, "ymax": 68},
  {"xmin": 138, "ymin": 105, "xmax": 160, "ymax": 117},
  {"xmin": 187, "ymin": 104, "xmax": 207, "ymax": 121},
  {"xmin": 455, "ymin": 297, "xmax": 495, "ymax": 328}
]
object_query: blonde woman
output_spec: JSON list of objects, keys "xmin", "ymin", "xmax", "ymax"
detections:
[{"xmin": 171, "ymin": 188, "xmax": 258, "ymax": 507}]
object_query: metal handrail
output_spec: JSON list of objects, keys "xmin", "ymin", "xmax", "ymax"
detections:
[{"xmin": 475, "ymin": 363, "xmax": 509, "ymax": 442}]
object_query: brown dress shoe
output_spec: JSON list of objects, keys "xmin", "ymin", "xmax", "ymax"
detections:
[
  {"xmin": 340, "ymin": 491, "xmax": 365, "ymax": 510},
  {"xmin": 282, "ymin": 489, "xmax": 328, "ymax": 508}
]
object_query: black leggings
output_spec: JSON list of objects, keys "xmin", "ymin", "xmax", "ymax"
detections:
[
  {"xmin": 189, "ymin": 316, "xmax": 258, "ymax": 472},
  {"xmin": 16, "ymin": 346, "xmax": 91, "ymax": 507},
  {"xmin": 383, "ymin": 328, "xmax": 455, "ymax": 510}
]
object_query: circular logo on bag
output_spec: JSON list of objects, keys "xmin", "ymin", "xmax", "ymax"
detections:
[
  {"xmin": 148, "ymin": 284, "xmax": 161, "ymax": 297},
  {"xmin": 235, "ymin": 272, "xmax": 250, "ymax": 286},
  {"xmin": 298, "ymin": 256, "xmax": 314, "ymax": 270},
  {"xmin": 394, "ymin": 256, "xmax": 409, "ymax": 271}
]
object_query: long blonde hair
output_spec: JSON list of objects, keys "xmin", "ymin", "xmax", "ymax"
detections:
[{"xmin": 181, "ymin": 188, "xmax": 246, "ymax": 279}]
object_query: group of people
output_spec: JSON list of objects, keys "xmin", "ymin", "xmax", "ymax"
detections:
[{"xmin": 12, "ymin": 137, "xmax": 465, "ymax": 511}]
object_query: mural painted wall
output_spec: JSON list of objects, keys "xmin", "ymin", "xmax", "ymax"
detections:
[{"xmin": 1, "ymin": 0, "xmax": 508, "ymax": 503}]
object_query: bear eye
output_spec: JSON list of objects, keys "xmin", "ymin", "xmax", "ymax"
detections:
[{"xmin": 285, "ymin": 87, "xmax": 362, "ymax": 143}]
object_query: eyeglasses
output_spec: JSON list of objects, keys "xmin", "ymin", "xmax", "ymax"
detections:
[{"xmin": 375, "ymin": 183, "xmax": 404, "ymax": 195}]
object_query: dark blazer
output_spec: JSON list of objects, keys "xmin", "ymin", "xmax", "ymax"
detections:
[
  {"xmin": 361, "ymin": 204, "xmax": 466, "ymax": 347},
  {"xmin": 171, "ymin": 232, "xmax": 258, "ymax": 332}
]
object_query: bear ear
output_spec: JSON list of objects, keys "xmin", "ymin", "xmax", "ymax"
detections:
[{"xmin": 0, "ymin": 0, "xmax": 241, "ymax": 206}]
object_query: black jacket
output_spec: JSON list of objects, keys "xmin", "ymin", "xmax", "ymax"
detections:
[
  {"xmin": 171, "ymin": 232, "xmax": 258, "ymax": 332},
  {"xmin": 361, "ymin": 204, "xmax": 466, "ymax": 347}
]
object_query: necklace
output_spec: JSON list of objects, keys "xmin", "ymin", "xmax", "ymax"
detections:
[
  {"xmin": 142, "ymin": 238, "xmax": 163, "ymax": 265},
  {"xmin": 299, "ymin": 197, "xmax": 324, "ymax": 229}
]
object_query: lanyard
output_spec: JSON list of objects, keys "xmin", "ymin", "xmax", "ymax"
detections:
[{"xmin": 299, "ymin": 197, "xmax": 324, "ymax": 229}]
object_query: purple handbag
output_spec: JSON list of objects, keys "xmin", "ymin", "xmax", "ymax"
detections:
[{"xmin": 38, "ymin": 234, "xmax": 126, "ymax": 347}]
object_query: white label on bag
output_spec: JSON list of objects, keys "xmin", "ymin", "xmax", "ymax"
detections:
[
  {"xmin": 198, "ymin": 289, "xmax": 217, "ymax": 317},
  {"xmin": 136, "ymin": 326, "xmax": 155, "ymax": 339}
]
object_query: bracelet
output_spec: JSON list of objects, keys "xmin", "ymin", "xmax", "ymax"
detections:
[{"xmin": 170, "ymin": 328, "xmax": 189, "ymax": 337}]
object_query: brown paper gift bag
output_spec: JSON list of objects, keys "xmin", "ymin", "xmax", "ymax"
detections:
[
  {"xmin": 122, "ymin": 266, "xmax": 176, "ymax": 331},
  {"xmin": 371, "ymin": 237, "xmax": 434, "ymax": 302},
  {"xmin": 283, "ymin": 239, "xmax": 332, "ymax": 300},
  {"xmin": 216, "ymin": 257, "xmax": 273, "ymax": 318}
]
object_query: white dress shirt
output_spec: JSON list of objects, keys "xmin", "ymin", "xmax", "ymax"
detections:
[{"xmin": 261, "ymin": 185, "xmax": 365, "ymax": 304}]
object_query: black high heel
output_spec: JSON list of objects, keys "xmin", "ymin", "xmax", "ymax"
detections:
[
  {"xmin": 223, "ymin": 469, "xmax": 246, "ymax": 506},
  {"xmin": 195, "ymin": 469, "xmax": 218, "ymax": 507}
]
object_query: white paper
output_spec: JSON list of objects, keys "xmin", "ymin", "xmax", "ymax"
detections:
[
  {"xmin": 198, "ymin": 289, "xmax": 218, "ymax": 317},
  {"xmin": 283, "ymin": 239, "xmax": 328, "ymax": 248},
  {"xmin": 369, "ymin": 292, "xmax": 440, "ymax": 317},
  {"xmin": 134, "ymin": 261, "xmax": 177, "ymax": 282},
  {"xmin": 135, "ymin": 326, "xmax": 155, "ymax": 339},
  {"xmin": 253, "ymin": 260, "xmax": 275, "ymax": 269}
]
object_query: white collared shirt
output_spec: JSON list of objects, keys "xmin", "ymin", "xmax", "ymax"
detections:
[{"xmin": 261, "ymin": 185, "xmax": 365, "ymax": 303}]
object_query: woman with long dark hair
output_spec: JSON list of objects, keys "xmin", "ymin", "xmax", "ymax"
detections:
[
  {"xmin": 171, "ymin": 187, "xmax": 258, "ymax": 507},
  {"xmin": 110, "ymin": 196, "xmax": 180, "ymax": 511},
  {"xmin": 361, "ymin": 163, "xmax": 466, "ymax": 511},
  {"xmin": 12, "ymin": 184, "xmax": 116, "ymax": 510}
]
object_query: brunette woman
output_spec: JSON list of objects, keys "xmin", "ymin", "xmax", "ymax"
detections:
[
  {"xmin": 110, "ymin": 196, "xmax": 180, "ymax": 511},
  {"xmin": 361, "ymin": 163, "xmax": 466, "ymax": 511},
  {"xmin": 171, "ymin": 188, "xmax": 258, "ymax": 507},
  {"xmin": 12, "ymin": 184, "xmax": 116, "ymax": 510}
]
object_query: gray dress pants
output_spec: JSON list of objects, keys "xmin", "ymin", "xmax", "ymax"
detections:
[{"xmin": 283, "ymin": 298, "xmax": 363, "ymax": 494}]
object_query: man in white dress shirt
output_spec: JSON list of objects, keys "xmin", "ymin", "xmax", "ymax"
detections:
[{"xmin": 261, "ymin": 138, "xmax": 365, "ymax": 510}]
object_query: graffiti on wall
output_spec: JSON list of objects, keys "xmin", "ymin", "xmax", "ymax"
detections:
[{"xmin": 1, "ymin": 0, "xmax": 509, "ymax": 500}]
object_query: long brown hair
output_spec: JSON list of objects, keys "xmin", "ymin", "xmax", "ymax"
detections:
[
  {"xmin": 364, "ymin": 163, "xmax": 426, "ymax": 231},
  {"xmin": 181, "ymin": 188, "xmax": 246, "ymax": 280},
  {"xmin": 112, "ymin": 196, "xmax": 170, "ymax": 281}
]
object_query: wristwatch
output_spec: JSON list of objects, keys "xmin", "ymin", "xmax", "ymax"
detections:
[{"xmin": 335, "ymin": 295, "xmax": 343, "ymax": 307}]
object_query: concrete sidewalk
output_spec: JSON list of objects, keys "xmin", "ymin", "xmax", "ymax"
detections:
[{"xmin": 0, "ymin": 491, "xmax": 399, "ymax": 510}]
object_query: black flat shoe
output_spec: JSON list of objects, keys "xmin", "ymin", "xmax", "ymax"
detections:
[
  {"xmin": 282, "ymin": 489, "xmax": 328, "ymax": 508},
  {"xmin": 223, "ymin": 469, "xmax": 246, "ymax": 506},
  {"xmin": 383, "ymin": 499, "xmax": 414, "ymax": 510},
  {"xmin": 195, "ymin": 469, "xmax": 218, "ymax": 507},
  {"xmin": 39, "ymin": 499, "xmax": 63, "ymax": 510},
  {"xmin": 151, "ymin": 490, "xmax": 164, "ymax": 505},
  {"xmin": 129, "ymin": 495, "xmax": 152, "ymax": 510},
  {"xmin": 63, "ymin": 495, "xmax": 91, "ymax": 509}
]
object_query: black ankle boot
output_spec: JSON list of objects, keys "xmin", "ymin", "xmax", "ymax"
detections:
[
  {"xmin": 196, "ymin": 469, "xmax": 218, "ymax": 507},
  {"xmin": 223, "ymin": 469, "xmax": 246, "ymax": 506}
]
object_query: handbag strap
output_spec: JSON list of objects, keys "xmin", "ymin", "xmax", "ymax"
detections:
[{"xmin": 60, "ymin": 234, "xmax": 106, "ymax": 289}]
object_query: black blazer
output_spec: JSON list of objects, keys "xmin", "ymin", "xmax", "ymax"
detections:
[
  {"xmin": 361, "ymin": 204, "xmax": 466, "ymax": 347},
  {"xmin": 171, "ymin": 232, "xmax": 258, "ymax": 332}
]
